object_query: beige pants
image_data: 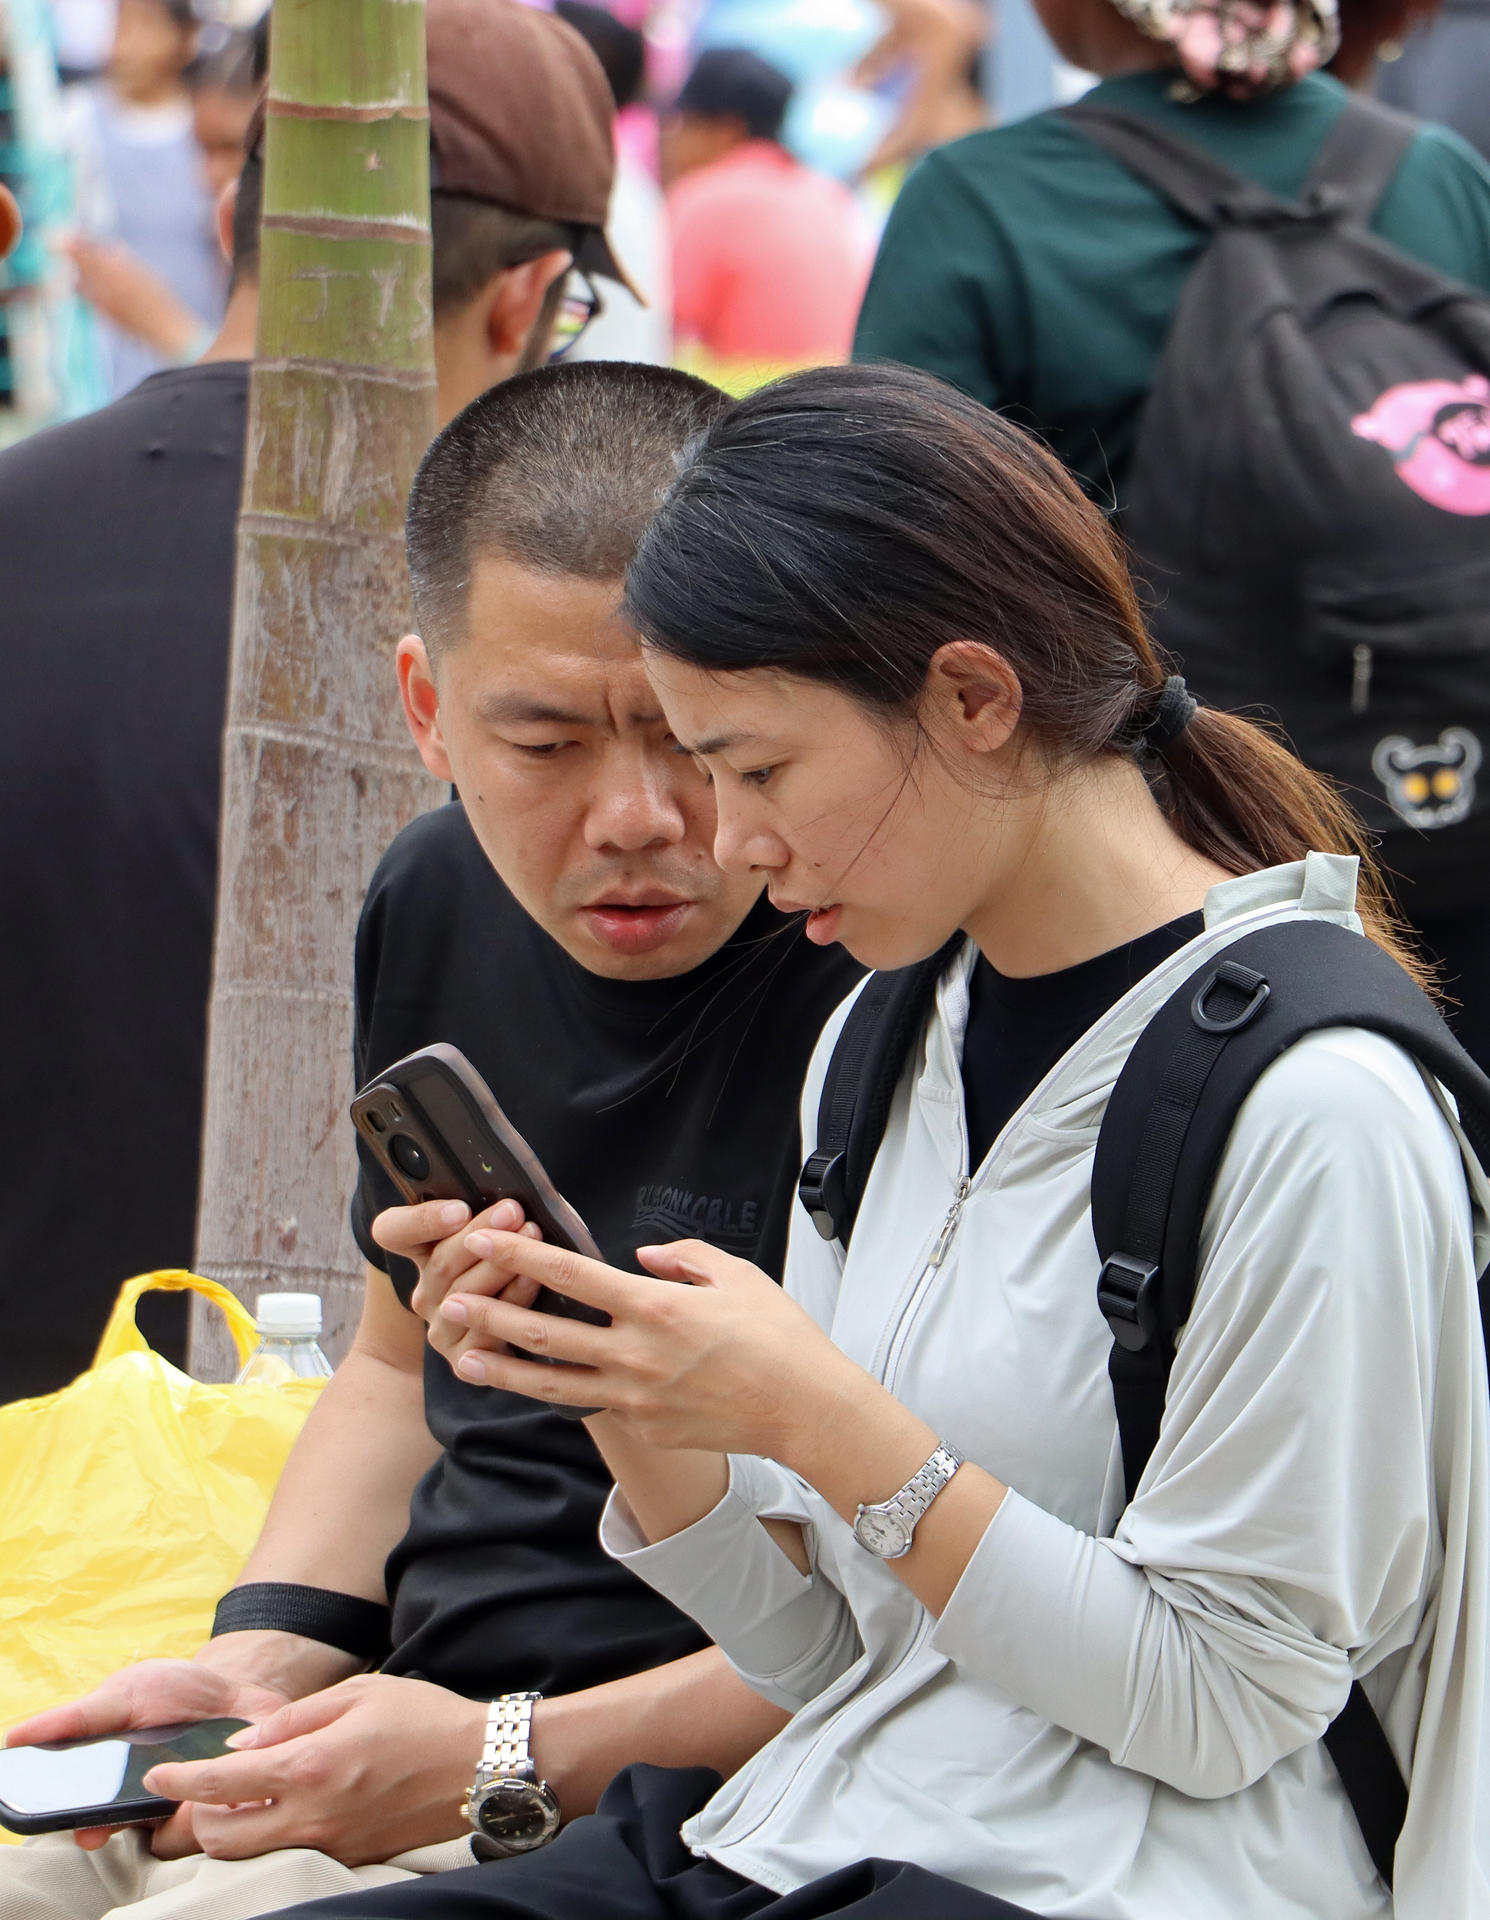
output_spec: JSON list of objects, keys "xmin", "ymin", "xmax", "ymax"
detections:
[{"xmin": 0, "ymin": 1829, "xmax": 477, "ymax": 1920}]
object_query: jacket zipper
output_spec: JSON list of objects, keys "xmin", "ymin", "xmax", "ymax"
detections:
[
  {"xmin": 705, "ymin": 1171, "xmax": 971, "ymax": 1847},
  {"xmin": 881, "ymin": 1174, "xmax": 972, "ymax": 1394}
]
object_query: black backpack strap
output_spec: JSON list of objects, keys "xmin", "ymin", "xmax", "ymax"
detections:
[
  {"xmin": 799, "ymin": 938, "xmax": 963, "ymax": 1246},
  {"xmin": 1060, "ymin": 102, "xmax": 1287, "ymax": 229},
  {"xmin": 1092, "ymin": 916, "xmax": 1490, "ymax": 1888},
  {"xmin": 1093, "ymin": 950, "xmax": 1275, "ymax": 1500},
  {"xmin": 1305, "ymin": 94, "xmax": 1419, "ymax": 227},
  {"xmin": 1093, "ymin": 920, "xmax": 1490, "ymax": 1354}
]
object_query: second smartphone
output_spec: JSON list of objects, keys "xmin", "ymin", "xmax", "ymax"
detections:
[{"xmin": 0, "ymin": 1719, "xmax": 250, "ymax": 1836}]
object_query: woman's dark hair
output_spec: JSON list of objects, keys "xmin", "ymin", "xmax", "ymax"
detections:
[{"xmin": 624, "ymin": 362, "xmax": 1426, "ymax": 986}]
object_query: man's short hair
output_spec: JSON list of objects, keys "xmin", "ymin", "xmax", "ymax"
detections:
[
  {"xmin": 231, "ymin": 160, "xmax": 575, "ymax": 318},
  {"xmin": 675, "ymin": 47, "xmax": 794, "ymax": 142},
  {"xmin": 406, "ymin": 362, "xmax": 730, "ymax": 650}
]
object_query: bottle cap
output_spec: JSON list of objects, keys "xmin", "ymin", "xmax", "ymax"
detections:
[{"xmin": 253, "ymin": 1291, "xmax": 324, "ymax": 1336}]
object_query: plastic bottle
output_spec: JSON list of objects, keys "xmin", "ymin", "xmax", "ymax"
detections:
[{"xmin": 234, "ymin": 1293, "xmax": 334, "ymax": 1385}]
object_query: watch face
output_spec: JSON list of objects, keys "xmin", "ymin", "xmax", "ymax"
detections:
[
  {"xmin": 473, "ymin": 1778, "xmax": 562, "ymax": 1853},
  {"xmin": 854, "ymin": 1506, "xmax": 910, "ymax": 1558}
]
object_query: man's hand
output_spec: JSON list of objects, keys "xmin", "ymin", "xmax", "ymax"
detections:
[
  {"xmin": 4, "ymin": 1659, "xmax": 294, "ymax": 1857},
  {"xmin": 139, "ymin": 1674, "xmax": 485, "ymax": 1866},
  {"xmin": 374, "ymin": 1197, "xmax": 543, "ymax": 1340}
]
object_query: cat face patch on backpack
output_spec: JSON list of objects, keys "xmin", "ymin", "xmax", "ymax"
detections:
[
  {"xmin": 1372, "ymin": 727, "xmax": 1483, "ymax": 829},
  {"xmin": 1351, "ymin": 376, "xmax": 1490, "ymax": 517}
]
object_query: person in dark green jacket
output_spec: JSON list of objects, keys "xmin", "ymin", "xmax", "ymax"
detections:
[
  {"xmin": 853, "ymin": 0, "xmax": 1490, "ymax": 502},
  {"xmin": 853, "ymin": 0, "xmax": 1490, "ymax": 1074}
]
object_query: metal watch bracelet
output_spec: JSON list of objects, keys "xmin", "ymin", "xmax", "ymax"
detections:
[
  {"xmin": 852, "ymin": 1443, "xmax": 964, "ymax": 1559},
  {"xmin": 463, "ymin": 1691, "xmax": 562, "ymax": 1860}
]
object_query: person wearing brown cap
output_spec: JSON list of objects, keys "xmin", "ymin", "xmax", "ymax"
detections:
[{"xmin": 0, "ymin": 0, "xmax": 628, "ymax": 1408}]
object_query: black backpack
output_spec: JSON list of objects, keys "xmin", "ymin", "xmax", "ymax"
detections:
[
  {"xmin": 799, "ymin": 917, "xmax": 1490, "ymax": 1890},
  {"xmin": 1060, "ymin": 97, "xmax": 1490, "ymax": 912}
]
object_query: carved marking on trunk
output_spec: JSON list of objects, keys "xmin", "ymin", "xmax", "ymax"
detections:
[
  {"xmin": 255, "ymin": 357, "xmax": 436, "ymax": 390},
  {"xmin": 263, "ymin": 212, "xmax": 429, "ymax": 245}
]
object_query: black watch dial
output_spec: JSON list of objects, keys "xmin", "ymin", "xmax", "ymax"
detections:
[{"xmin": 474, "ymin": 1778, "xmax": 561, "ymax": 1853}]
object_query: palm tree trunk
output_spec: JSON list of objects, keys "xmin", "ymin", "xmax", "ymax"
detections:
[{"xmin": 192, "ymin": 0, "xmax": 439, "ymax": 1374}]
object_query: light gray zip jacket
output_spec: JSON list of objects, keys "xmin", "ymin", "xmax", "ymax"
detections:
[{"xmin": 604, "ymin": 856, "xmax": 1490, "ymax": 1918}]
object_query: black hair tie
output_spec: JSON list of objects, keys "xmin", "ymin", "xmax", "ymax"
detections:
[{"xmin": 1143, "ymin": 674, "xmax": 1198, "ymax": 753}]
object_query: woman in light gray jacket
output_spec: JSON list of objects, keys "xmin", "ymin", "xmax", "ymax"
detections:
[{"xmin": 329, "ymin": 363, "xmax": 1490, "ymax": 1920}]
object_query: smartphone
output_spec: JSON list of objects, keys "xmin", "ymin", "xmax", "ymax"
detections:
[
  {"xmin": 0, "ymin": 1718, "xmax": 250, "ymax": 1835},
  {"xmin": 351, "ymin": 1043, "xmax": 607, "ymax": 1415}
]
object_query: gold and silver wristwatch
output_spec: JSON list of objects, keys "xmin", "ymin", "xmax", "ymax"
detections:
[{"xmin": 462, "ymin": 1691, "xmax": 562, "ymax": 1860}]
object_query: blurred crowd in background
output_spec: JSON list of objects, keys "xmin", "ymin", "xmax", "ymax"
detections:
[{"xmin": 2, "ymin": 0, "xmax": 1482, "ymax": 440}]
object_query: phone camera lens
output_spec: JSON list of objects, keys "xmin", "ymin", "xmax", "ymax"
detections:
[
  {"xmin": 365, "ymin": 1111, "xmax": 387, "ymax": 1134},
  {"xmin": 390, "ymin": 1135, "xmax": 430, "ymax": 1181}
]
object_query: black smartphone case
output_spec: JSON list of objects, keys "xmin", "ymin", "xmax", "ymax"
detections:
[
  {"xmin": 0, "ymin": 1790, "xmax": 176, "ymax": 1836},
  {"xmin": 0, "ymin": 1719, "xmax": 251, "ymax": 1835},
  {"xmin": 351, "ymin": 1043, "xmax": 607, "ymax": 1416}
]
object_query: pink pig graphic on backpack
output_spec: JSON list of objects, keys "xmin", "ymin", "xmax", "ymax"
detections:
[{"xmin": 1351, "ymin": 374, "xmax": 1490, "ymax": 515}]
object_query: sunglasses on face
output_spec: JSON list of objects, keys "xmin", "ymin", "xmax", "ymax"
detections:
[{"xmin": 549, "ymin": 272, "xmax": 605, "ymax": 361}]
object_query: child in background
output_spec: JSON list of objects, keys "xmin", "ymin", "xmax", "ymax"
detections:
[
  {"xmin": 61, "ymin": 18, "xmax": 263, "ymax": 372},
  {"xmin": 64, "ymin": 0, "xmax": 224, "ymax": 397}
]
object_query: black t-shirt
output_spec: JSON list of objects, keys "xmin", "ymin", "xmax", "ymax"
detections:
[
  {"xmin": 962, "ymin": 914, "xmax": 1205, "ymax": 1170},
  {"xmin": 0, "ymin": 363, "xmax": 250, "ymax": 1395},
  {"xmin": 352, "ymin": 802, "xmax": 864, "ymax": 1699}
]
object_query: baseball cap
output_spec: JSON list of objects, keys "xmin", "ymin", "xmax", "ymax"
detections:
[{"xmin": 247, "ymin": 0, "xmax": 634, "ymax": 294}]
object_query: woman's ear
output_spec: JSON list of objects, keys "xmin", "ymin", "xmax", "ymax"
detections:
[{"xmin": 924, "ymin": 641, "xmax": 1023, "ymax": 757}]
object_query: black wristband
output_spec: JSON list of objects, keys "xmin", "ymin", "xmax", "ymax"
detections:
[{"xmin": 211, "ymin": 1583, "xmax": 392, "ymax": 1662}]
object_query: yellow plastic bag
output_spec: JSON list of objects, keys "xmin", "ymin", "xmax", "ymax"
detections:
[{"xmin": 0, "ymin": 1272, "xmax": 326, "ymax": 1795}]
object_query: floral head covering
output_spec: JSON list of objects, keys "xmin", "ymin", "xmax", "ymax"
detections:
[{"xmin": 1109, "ymin": 0, "xmax": 1341, "ymax": 97}]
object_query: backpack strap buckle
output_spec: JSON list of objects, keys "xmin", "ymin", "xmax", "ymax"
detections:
[
  {"xmin": 1097, "ymin": 1251, "xmax": 1162, "ymax": 1352},
  {"xmin": 799, "ymin": 1148, "xmax": 848, "ymax": 1242},
  {"xmin": 1191, "ymin": 962, "xmax": 1270, "ymax": 1034}
]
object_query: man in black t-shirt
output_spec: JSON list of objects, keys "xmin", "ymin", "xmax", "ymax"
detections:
[
  {"xmin": 4, "ymin": 366, "xmax": 861, "ymax": 1915},
  {"xmin": 0, "ymin": 0, "xmax": 628, "ymax": 1399}
]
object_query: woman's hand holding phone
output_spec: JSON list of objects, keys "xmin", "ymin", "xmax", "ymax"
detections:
[
  {"xmin": 436, "ymin": 1230, "xmax": 854, "ymax": 1459},
  {"xmin": 410, "ymin": 1222, "xmax": 954, "ymax": 1583}
]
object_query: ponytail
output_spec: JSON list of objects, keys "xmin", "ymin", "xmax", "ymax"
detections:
[
  {"xmin": 1148, "ymin": 706, "xmax": 1433, "ymax": 993},
  {"xmin": 624, "ymin": 361, "xmax": 1429, "ymax": 991}
]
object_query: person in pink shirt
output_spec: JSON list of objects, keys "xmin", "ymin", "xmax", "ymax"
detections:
[{"xmin": 663, "ymin": 48, "xmax": 871, "ymax": 391}]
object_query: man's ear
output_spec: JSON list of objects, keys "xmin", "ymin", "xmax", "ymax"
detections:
[
  {"xmin": 483, "ymin": 249, "xmax": 572, "ymax": 361},
  {"xmin": 397, "ymin": 634, "xmax": 454, "ymax": 783},
  {"xmin": 215, "ymin": 179, "xmax": 237, "ymax": 266}
]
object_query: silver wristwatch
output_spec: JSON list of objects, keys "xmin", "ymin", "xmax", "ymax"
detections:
[
  {"xmin": 852, "ymin": 1444, "xmax": 964, "ymax": 1559},
  {"xmin": 462, "ymin": 1691, "xmax": 561, "ymax": 1860}
]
